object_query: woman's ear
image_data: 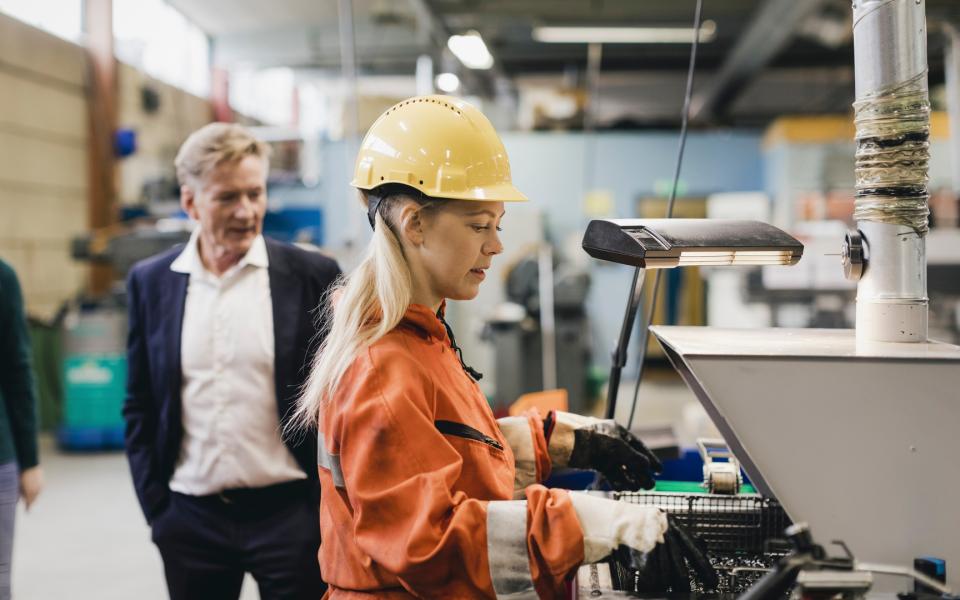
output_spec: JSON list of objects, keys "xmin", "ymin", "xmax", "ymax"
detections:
[{"xmin": 398, "ymin": 202, "xmax": 426, "ymax": 247}]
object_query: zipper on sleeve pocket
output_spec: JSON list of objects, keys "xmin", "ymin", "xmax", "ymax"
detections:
[{"xmin": 434, "ymin": 420, "xmax": 504, "ymax": 451}]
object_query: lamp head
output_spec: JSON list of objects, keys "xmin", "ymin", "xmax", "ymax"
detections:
[{"xmin": 582, "ymin": 219, "xmax": 803, "ymax": 268}]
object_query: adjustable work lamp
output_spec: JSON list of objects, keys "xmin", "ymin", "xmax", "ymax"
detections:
[
  {"xmin": 581, "ymin": 219, "xmax": 804, "ymax": 419},
  {"xmin": 582, "ymin": 219, "xmax": 803, "ymax": 269}
]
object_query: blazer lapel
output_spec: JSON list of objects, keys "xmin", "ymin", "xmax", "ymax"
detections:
[
  {"xmin": 163, "ymin": 269, "xmax": 189, "ymax": 415},
  {"xmin": 266, "ymin": 241, "xmax": 303, "ymax": 423}
]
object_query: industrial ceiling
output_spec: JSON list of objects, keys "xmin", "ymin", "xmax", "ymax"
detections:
[{"xmin": 167, "ymin": 0, "xmax": 960, "ymax": 127}]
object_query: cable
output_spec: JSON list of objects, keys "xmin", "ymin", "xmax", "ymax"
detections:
[{"xmin": 626, "ymin": 0, "xmax": 704, "ymax": 430}]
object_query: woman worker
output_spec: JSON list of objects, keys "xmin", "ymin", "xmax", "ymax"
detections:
[{"xmin": 295, "ymin": 95, "xmax": 706, "ymax": 598}]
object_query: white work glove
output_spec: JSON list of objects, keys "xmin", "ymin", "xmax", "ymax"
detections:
[{"xmin": 568, "ymin": 491, "xmax": 668, "ymax": 563}]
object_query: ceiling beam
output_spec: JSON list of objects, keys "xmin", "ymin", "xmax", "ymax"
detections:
[
  {"xmin": 406, "ymin": 0, "xmax": 512, "ymax": 98},
  {"xmin": 408, "ymin": 0, "xmax": 448, "ymax": 49},
  {"xmin": 690, "ymin": 0, "xmax": 829, "ymax": 122}
]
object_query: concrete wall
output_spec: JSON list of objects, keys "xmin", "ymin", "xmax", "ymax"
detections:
[
  {"xmin": 0, "ymin": 14, "xmax": 215, "ymax": 318},
  {"xmin": 0, "ymin": 13, "xmax": 88, "ymax": 320},
  {"xmin": 117, "ymin": 63, "xmax": 212, "ymax": 205}
]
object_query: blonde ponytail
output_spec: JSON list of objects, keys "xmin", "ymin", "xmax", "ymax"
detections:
[{"xmin": 291, "ymin": 194, "xmax": 431, "ymax": 431}]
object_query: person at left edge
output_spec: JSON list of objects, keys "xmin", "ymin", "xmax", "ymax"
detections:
[
  {"xmin": 0, "ymin": 259, "xmax": 44, "ymax": 600},
  {"xmin": 122, "ymin": 123, "xmax": 340, "ymax": 600}
]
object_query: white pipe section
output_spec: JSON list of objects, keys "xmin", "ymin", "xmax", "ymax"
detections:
[{"xmin": 852, "ymin": 0, "xmax": 930, "ymax": 343}]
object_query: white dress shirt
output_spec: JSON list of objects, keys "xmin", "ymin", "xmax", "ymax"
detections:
[{"xmin": 168, "ymin": 230, "xmax": 305, "ymax": 495}]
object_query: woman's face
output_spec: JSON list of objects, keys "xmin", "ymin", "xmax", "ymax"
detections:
[{"xmin": 412, "ymin": 200, "xmax": 505, "ymax": 303}]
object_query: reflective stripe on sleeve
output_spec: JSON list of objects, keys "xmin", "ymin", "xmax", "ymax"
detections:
[
  {"xmin": 316, "ymin": 433, "xmax": 345, "ymax": 488},
  {"xmin": 486, "ymin": 500, "xmax": 538, "ymax": 599},
  {"xmin": 496, "ymin": 416, "xmax": 538, "ymax": 494}
]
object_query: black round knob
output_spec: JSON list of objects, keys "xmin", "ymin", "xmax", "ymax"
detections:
[{"xmin": 842, "ymin": 229, "xmax": 865, "ymax": 281}]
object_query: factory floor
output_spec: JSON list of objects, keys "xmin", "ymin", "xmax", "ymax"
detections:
[
  {"xmin": 10, "ymin": 432, "xmax": 158, "ymax": 599},
  {"xmin": 11, "ymin": 373, "xmax": 704, "ymax": 599},
  {"xmin": 11, "ymin": 435, "xmax": 261, "ymax": 600}
]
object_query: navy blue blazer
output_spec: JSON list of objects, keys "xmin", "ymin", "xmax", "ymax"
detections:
[{"xmin": 122, "ymin": 237, "xmax": 341, "ymax": 522}]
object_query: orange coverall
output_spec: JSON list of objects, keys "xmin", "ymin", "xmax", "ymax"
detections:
[{"xmin": 317, "ymin": 303, "xmax": 585, "ymax": 598}]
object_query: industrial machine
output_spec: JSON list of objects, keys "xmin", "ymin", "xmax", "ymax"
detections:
[
  {"xmin": 61, "ymin": 220, "xmax": 192, "ymax": 449},
  {"xmin": 575, "ymin": 1, "xmax": 960, "ymax": 597},
  {"xmin": 575, "ymin": 440, "xmax": 794, "ymax": 597},
  {"xmin": 484, "ymin": 251, "xmax": 593, "ymax": 414},
  {"xmin": 575, "ymin": 218, "xmax": 806, "ymax": 597}
]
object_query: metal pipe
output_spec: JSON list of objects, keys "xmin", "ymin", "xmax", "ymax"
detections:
[
  {"xmin": 336, "ymin": 0, "xmax": 363, "ymax": 253},
  {"xmin": 537, "ymin": 244, "xmax": 557, "ymax": 391},
  {"xmin": 852, "ymin": 0, "xmax": 930, "ymax": 343},
  {"xmin": 415, "ymin": 54, "xmax": 434, "ymax": 96},
  {"xmin": 583, "ymin": 42, "xmax": 603, "ymax": 133}
]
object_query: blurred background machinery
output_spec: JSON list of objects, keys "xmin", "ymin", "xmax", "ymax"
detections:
[{"xmin": 484, "ymin": 251, "xmax": 592, "ymax": 414}]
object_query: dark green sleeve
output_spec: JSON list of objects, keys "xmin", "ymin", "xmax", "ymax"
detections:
[{"xmin": 0, "ymin": 261, "xmax": 39, "ymax": 469}]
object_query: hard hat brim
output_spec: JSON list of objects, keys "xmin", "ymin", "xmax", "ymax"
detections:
[{"xmin": 352, "ymin": 179, "xmax": 528, "ymax": 203}]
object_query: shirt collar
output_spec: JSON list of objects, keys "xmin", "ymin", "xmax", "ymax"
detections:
[
  {"xmin": 241, "ymin": 234, "xmax": 269, "ymax": 269},
  {"xmin": 170, "ymin": 228, "xmax": 269, "ymax": 276}
]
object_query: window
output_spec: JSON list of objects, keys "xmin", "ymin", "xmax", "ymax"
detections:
[
  {"xmin": 114, "ymin": 0, "xmax": 210, "ymax": 98},
  {"xmin": 0, "ymin": 0, "xmax": 83, "ymax": 42},
  {"xmin": 230, "ymin": 66, "xmax": 296, "ymax": 126}
]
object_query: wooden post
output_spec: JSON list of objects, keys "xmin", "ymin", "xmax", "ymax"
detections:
[{"xmin": 84, "ymin": 0, "xmax": 117, "ymax": 296}]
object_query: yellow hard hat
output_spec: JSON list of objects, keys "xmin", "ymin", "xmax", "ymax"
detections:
[{"xmin": 351, "ymin": 95, "xmax": 527, "ymax": 203}]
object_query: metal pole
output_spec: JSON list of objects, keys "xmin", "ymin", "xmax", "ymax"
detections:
[
  {"xmin": 583, "ymin": 43, "xmax": 603, "ymax": 133},
  {"xmin": 415, "ymin": 54, "xmax": 434, "ymax": 96},
  {"xmin": 537, "ymin": 244, "xmax": 557, "ymax": 391},
  {"xmin": 852, "ymin": 0, "xmax": 930, "ymax": 343},
  {"xmin": 581, "ymin": 43, "xmax": 602, "ymax": 217},
  {"xmin": 337, "ymin": 0, "xmax": 363, "ymax": 254}
]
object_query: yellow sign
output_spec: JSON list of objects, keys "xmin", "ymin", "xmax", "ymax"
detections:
[{"xmin": 583, "ymin": 189, "xmax": 614, "ymax": 216}]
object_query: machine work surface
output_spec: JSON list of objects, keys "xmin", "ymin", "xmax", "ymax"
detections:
[
  {"xmin": 649, "ymin": 326, "xmax": 960, "ymax": 360},
  {"xmin": 648, "ymin": 325, "xmax": 960, "ymax": 591}
]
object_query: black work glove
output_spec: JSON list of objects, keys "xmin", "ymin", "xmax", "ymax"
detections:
[
  {"xmin": 546, "ymin": 411, "xmax": 662, "ymax": 491},
  {"xmin": 613, "ymin": 516, "xmax": 719, "ymax": 594}
]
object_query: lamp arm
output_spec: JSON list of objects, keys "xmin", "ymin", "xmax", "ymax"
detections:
[{"xmin": 605, "ymin": 267, "xmax": 646, "ymax": 420}]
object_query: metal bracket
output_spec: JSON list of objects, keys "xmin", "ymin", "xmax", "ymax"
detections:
[{"xmin": 697, "ymin": 438, "xmax": 743, "ymax": 494}]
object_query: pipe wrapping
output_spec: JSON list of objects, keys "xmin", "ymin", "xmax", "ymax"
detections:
[{"xmin": 853, "ymin": 71, "xmax": 930, "ymax": 235}]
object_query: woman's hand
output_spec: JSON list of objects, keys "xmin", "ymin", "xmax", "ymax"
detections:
[
  {"xmin": 614, "ymin": 515, "xmax": 719, "ymax": 593},
  {"xmin": 19, "ymin": 466, "xmax": 43, "ymax": 510},
  {"xmin": 547, "ymin": 411, "xmax": 662, "ymax": 491}
]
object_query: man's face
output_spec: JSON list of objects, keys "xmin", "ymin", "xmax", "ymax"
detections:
[{"xmin": 181, "ymin": 155, "xmax": 267, "ymax": 262}]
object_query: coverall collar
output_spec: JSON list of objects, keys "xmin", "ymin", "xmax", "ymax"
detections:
[{"xmin": 400, "ymin": 302, "xmax": 449, "ymax": 343}]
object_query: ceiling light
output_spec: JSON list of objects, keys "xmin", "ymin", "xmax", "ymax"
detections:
[
  {"xmin": 447, "ymin": 30, "xmax": 494, "ymax": 70},
  {"xmin": 533, "ymin": 21, "xmax": 717, "ymax": 44},
  {"xmin": 435, "ymin": 72, "xmax": 460, "ymax": 93},
  {"xmin": 581, "ymin": 219, "xmax": 803, "ymax": 269}
]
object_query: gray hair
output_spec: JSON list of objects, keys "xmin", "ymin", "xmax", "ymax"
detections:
[{"xmin": 174, "ymin": 122, "xmax": 271, "ymax": 188}]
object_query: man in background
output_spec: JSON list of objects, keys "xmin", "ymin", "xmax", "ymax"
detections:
[
  {"xmin": 0, "ymin": 259, "xmax": 43, "ymax": 600},
  {"xmin": 123, "ymin": 123, "xmax": 340, "ymax": 600}
]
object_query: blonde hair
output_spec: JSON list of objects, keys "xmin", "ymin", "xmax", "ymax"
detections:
[
  {"xmin": 292, "ymin": 190, "xmax": 436, "ymax": 430},
  {"xmin": 174, "ymin": 122, "xmax": 271, "ymax": 188}
]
